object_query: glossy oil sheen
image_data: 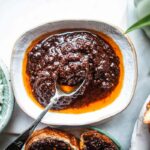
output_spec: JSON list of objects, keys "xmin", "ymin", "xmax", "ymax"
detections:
[{"xmin": 22, "ymin": 29, "xmax": 124, "ymax": 114}]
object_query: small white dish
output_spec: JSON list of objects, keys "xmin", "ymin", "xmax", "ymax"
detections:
[
  {"xmin": 11, "ymin": 20, "xmax": 137, "ymax": 126},
  {"xmin": 130, "ymin": 95, "xmax": 150, "ymax": 150}
]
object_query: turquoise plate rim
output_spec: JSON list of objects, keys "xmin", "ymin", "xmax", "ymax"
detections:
[{"xmin": 0, "ymin": 59, "xmax": 14, "ymax": 133}]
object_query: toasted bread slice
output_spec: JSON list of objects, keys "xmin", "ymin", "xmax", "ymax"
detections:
[
  {"xmin": 80, "ymin": 130, "xmax": 118, "ymax": 150},
  {"xmin": 144, "ymin": 102, "xmax": 150, "ymax": 124},
  {"xmin": 25, "ymin": 127, "xmax": 79, "ymax": 150}
]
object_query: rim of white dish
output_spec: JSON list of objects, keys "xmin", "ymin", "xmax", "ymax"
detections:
[
  {"xmin": 10, "ymin": 20, "xmax": 138, "ymax": 126},
  {"xmin": 0, "ymin": 59, "xmax": 14, "ymax": 132}
]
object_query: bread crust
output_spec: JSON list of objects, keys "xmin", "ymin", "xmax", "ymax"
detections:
[
  {"xmin": 25, "ymin": 128, "xmax": 118, "ymax": 150},
  {"xmin": 80, "ymin": 130, "xmax": 117, "ymax": 150},
  {"xmin": 144, "ymin": 102, "xmax": 150, "ymax": 124},
  {"xmin": 25, "ymin": 127, "xmax": 79, "ymax": 150}
]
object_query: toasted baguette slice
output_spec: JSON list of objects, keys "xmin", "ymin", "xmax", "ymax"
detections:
[
  {"xmin": 25, "ymin": 127, "xmax": 79, "ymax": 150},
  {"xmin": 80, "ymin": 130, "xmax": 118, "ymax": 150},
  {"xmin": 144, "ymin": 102, "xmax": 150, "ymax": 124}
]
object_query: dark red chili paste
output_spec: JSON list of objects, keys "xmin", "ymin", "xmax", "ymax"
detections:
[
  {"xmin": 26, "ymin": 30, "xmax": 120, "ymax": 110},
  {"xmin": 29, "ymin": 138, "xmax": 73, "ymax": 150},
  {"xmin": 81, "ymin": 130, "xmax": 118, "ymax": 150}
]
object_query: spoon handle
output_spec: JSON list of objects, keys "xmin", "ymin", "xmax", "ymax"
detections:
[{"xmin": 5, "ymin": 96, "xmax": 58, "ymax": 150}]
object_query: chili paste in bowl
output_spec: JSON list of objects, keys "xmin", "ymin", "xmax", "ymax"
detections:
[
  {"xmin": 11, "ymin": 20, "xmax": 137, "ymax": 125},
  {"xmin": 25, "ymin": 30, "xmax": 120, "ymax": 110}
]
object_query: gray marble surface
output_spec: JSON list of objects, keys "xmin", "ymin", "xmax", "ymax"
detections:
[
  {"xmin": 96, "ymin": 1, "xmax": 150, "ymax": 149},
  {"xmin": 0, "ymin": 0, "xmax": 150, "ymax": 149}
]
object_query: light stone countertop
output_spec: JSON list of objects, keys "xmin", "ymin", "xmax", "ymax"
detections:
[{"xmin": 0, "ymin": 0, "xmax": 150, "ymax": 149}]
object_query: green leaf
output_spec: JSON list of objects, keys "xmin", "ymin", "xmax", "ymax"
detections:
[{"xmin": 125, "ymin": 13, "xmax": 150, "ymax": 34}]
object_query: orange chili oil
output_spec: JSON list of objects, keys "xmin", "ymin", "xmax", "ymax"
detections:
[{"xmin": 22, "ymin": 29, "xmax": 124, "ymax": 114}]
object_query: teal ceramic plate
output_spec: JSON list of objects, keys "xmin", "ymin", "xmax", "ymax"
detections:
[
  {"xmin": 0, "ymin": 59, "xmax": 14, "ymax": 133},
  {"xmin": 22, "ymin": 127, "xmax": 121, "ymax": 150}
]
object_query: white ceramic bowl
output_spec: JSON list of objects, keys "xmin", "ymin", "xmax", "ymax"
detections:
[
  {"xmin": 11, "ymin": 20, "xmax": 137, "ymax": 126},
  {"xmin": 131, "ymin": 95, "xmax": 150, "ymax": 150}
]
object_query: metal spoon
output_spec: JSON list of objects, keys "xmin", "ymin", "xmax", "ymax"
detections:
[{"xmin": 5, "ymin": 79, "xmax": 85, "ymax": 150}]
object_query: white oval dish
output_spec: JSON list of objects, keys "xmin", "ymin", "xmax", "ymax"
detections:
[{"xmin": 11, "ymin": 20, "xmax": 137, "ymax": 126}]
